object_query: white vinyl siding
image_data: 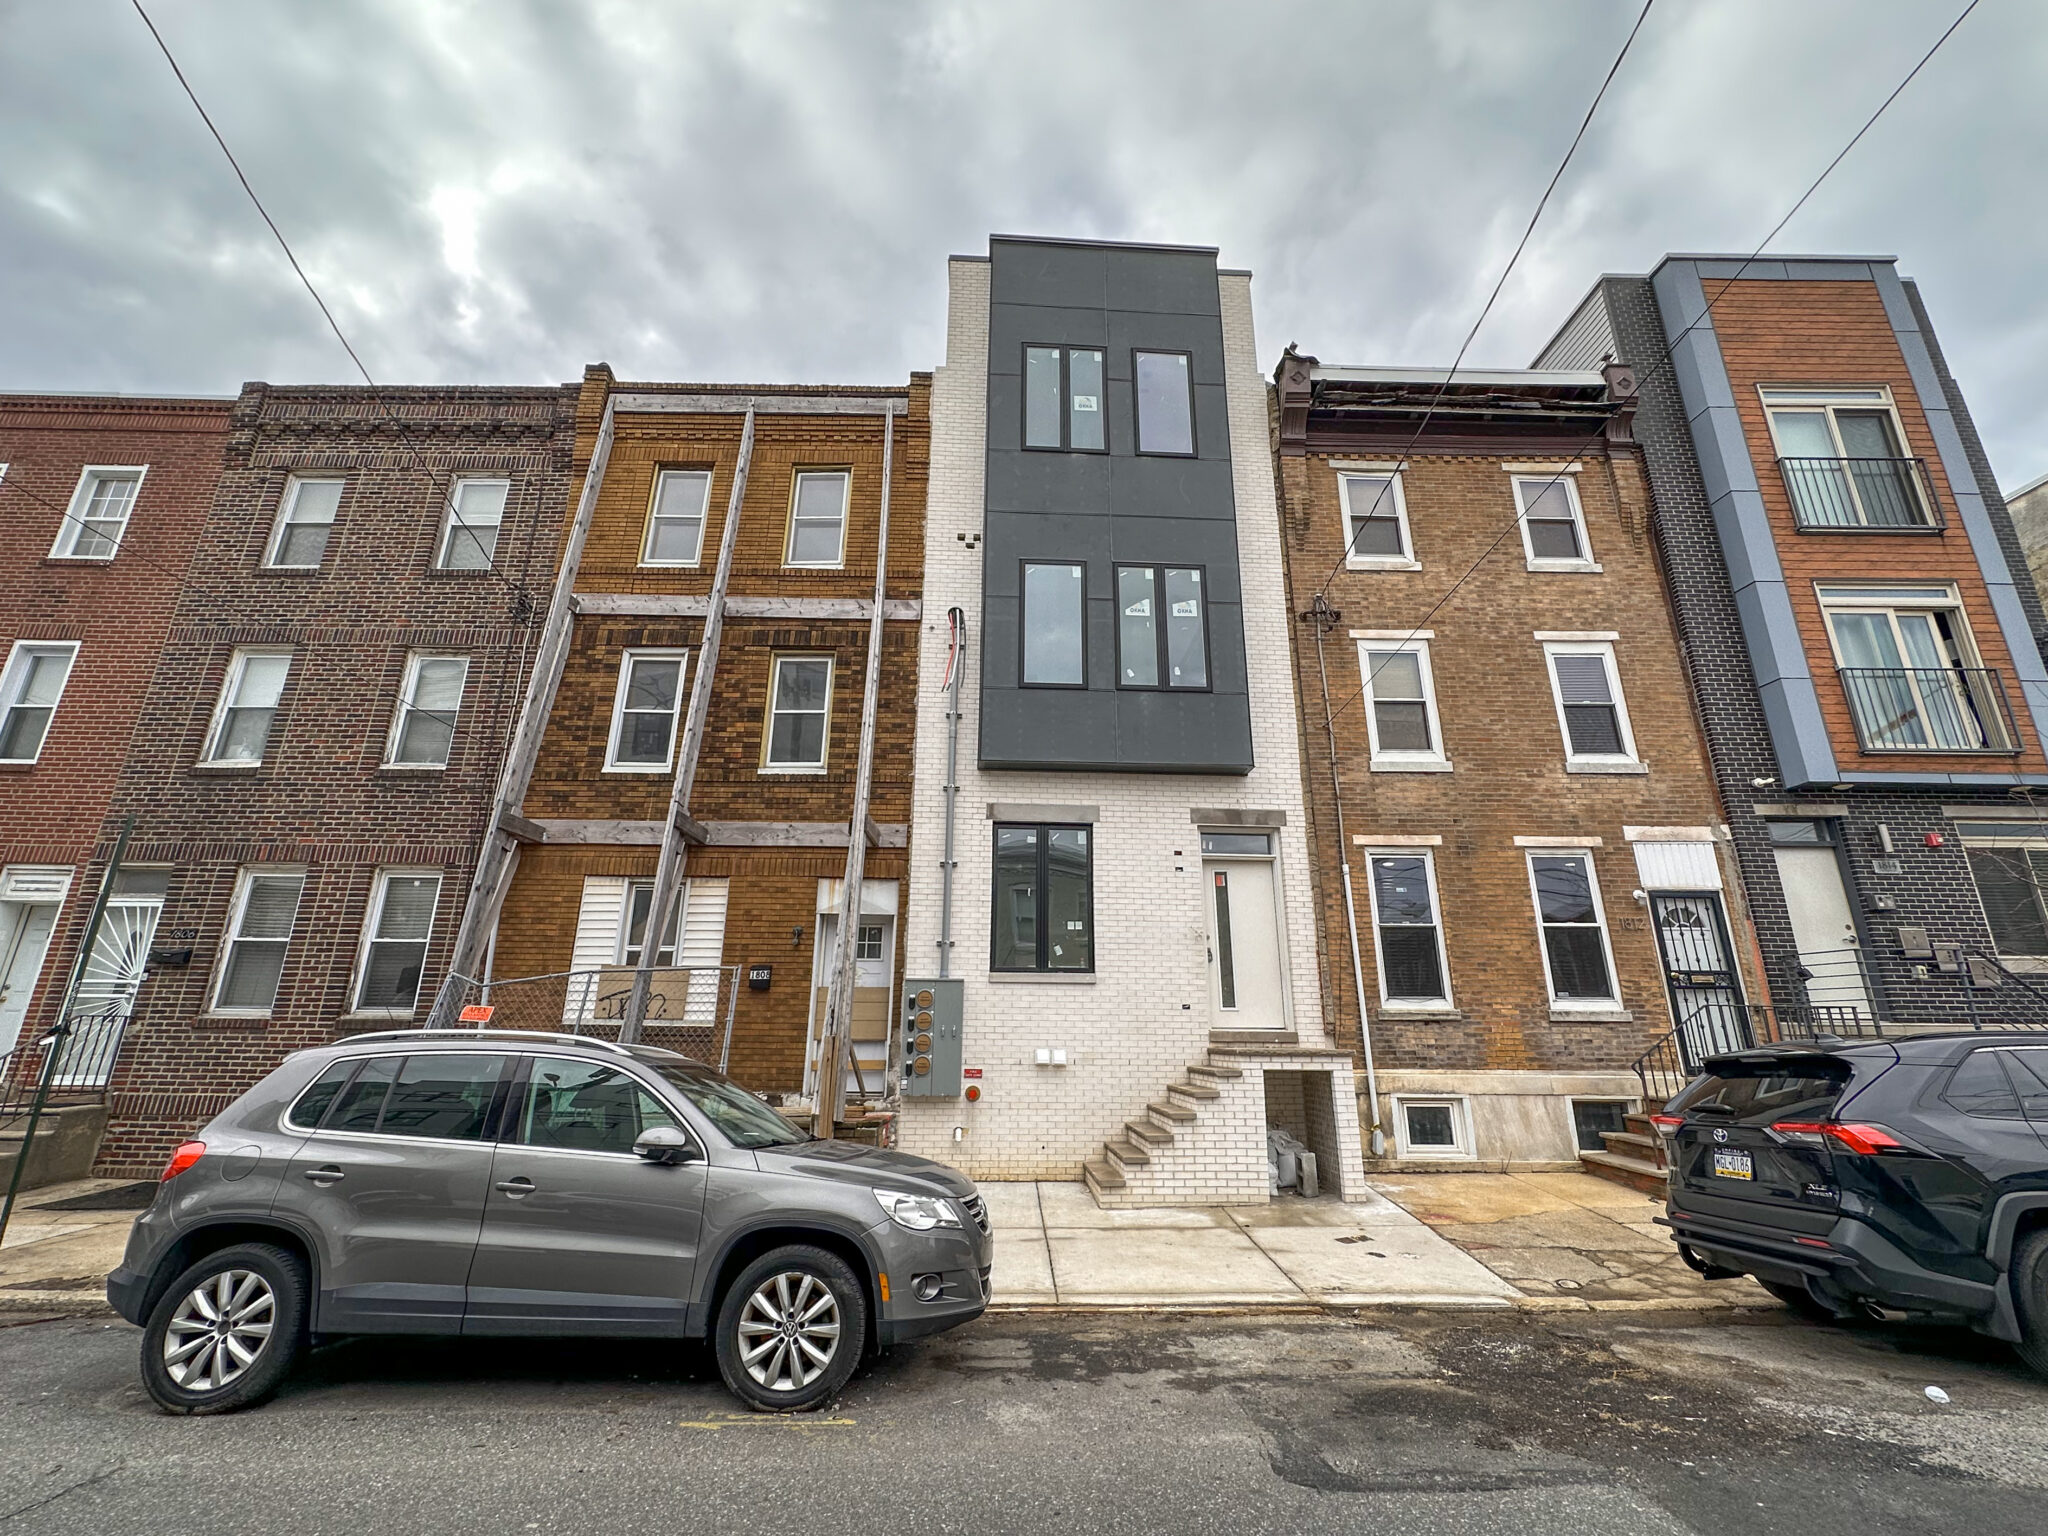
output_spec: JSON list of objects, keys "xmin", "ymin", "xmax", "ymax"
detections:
[{"xmin": 564, "ymin": 875, "xmax": 728, "ymax": 1025}]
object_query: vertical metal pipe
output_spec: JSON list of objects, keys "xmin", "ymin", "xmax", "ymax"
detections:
[
  {"xmin": 818, "ymin": 408, "xmax": 896, "ymax": 1134},
  {"xmin": 938, "ymin": 607, "xmax": 965, "ymax": 979},
  {"xmin": 625, "ymin": 408, "xmax": 755, "ymax": 1042}
]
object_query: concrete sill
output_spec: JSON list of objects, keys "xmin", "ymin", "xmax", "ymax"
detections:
[
  {"xmin": 1346, "ymin": 559, "xmax": 1423, "ymax": 574},
  {"xmin": 1210, "ymin": 1030, "xmax": 1298, "ymax": 1046},
  {"xmin": 1525, "ymin": 561, "xmax": 1604, "ymax": 574},
  {"xmin": 1564, "ymin": 761, "xmax": 1649, "ymax": 776},
  {"xmin": 1370, "ymin": 759, "xmax": 1453, "ymax": 774},
  {"xmin": 191, "ymin": 762, "xmax": 262, "ymax": 774},
  {"xmin": 1548, "ymin": 1009, "xmax": 1635, "ymax": 1024},
  {"xmin": 1377, "ymin": 1007, "xmax": 1464, "ymax": 1021},
  {"xmin": 987, "ymin": 971, "xmax": 1096, "ymax": 985},
  {"xmin": 195, "ymin": 1015, "xmax": 270, "ymax": 1030}
]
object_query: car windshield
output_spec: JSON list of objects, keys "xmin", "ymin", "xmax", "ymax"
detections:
[{"xmin": 649, "ymin": 1063, "xmax": 810, "ymax": 1148}]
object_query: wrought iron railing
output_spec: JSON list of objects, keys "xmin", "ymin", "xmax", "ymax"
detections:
[
  {"xmin": 421, "ymin": 966, "xmax": 741, "ymax": 1075},
  {"xmin": 1839, "ymin": 666, "xmax": 2017, "ymax": 754},
  {"xmin": 1778, "ymin": 456, "xmax": 1941, "ymax": 531},
  {"xmin": 1, "ymin": 1006, "xmax": 131, "ymax": 1124},
  {"xmin": 1632, "ymin": 1000, "xmax": 1884, "ymax": 1104}
]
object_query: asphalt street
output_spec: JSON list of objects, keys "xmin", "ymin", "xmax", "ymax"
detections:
[{"xmin": 2, "ymin": 1306, "xmax": 2043, "ymax": 1536}]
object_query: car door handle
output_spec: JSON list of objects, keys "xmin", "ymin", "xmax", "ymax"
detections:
[
  {"xmin": 494, "ymin": 1177, "xmax": 535, "ymax": 1197},
  {"xmin": 302, "ymin": 1166, "xmax": 344, "ymax": 1185}
]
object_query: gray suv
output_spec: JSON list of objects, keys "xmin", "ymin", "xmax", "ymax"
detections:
[{"xmin": 108, "ymin": 1030, "xmax": 992, "ymax": 1414}]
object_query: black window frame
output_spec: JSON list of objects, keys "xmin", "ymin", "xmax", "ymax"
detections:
[
  {"xmin": 1018, "ymin": 559, "xmax": 1089, "ymax": 690},
  {"xmin": 1131, "ymin": 348, "xmax": 1197, "ymax": 458},
  {"xmin": 989, "ymin": 821, "xmax": 1095, "ymax": 974},
  {"xmin": 1113, "ymin": 563, "xmax": 1213, "ymax": 692},
  {"xmin": 1021, "ymin": 344, "xmax": 1109, "ymax": 454}
]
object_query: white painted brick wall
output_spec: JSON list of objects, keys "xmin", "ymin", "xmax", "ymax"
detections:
[{"xmin": 899, "ymin": 259, "xmax": 1333, "ymax": 1186}]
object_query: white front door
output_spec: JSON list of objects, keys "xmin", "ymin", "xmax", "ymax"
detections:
[
  {"xmin": 58, "ymin": 872, "xmax": 167, "ymax": 1086},
  {"xmin": 1773, "ymin": 844, "xmax": 1875, "ymax": 1018},
  {"xmin": 1204, "ymin": 855, "xmax": 1287, "ymax": 1031},
  {"xmin": 0, "ymin": 902, "xmax": 60, "ymax": 1059}
]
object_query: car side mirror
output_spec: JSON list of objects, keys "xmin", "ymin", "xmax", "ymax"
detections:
[{"xmin": 634, "ymin": 1125, "xmax": 698, "ymax": 1165}]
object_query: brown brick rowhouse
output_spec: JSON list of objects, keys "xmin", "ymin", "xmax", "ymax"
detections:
[
  {"xmin": 1, "ymin": 394, "xmax": 230, "ymax": 1104},
  {"xmin": 84, "ymin": 382, "xmax": 577, "ymax": 1174},
  {"xmin": 471, "ymin": 368, "xmax": 929, "ymax": 1108},
  {"xmin": 1273, "ymin": 356, "xmax": 1754, "ymax": 1167}
]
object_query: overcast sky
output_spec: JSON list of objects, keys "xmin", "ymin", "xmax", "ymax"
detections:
[{"xmin": 4, "ymin": 0, "xmax": 2044, "ymax": 488}]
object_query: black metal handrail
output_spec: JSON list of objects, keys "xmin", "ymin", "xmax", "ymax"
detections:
[
  {"xmin": 1839, "ymin": 666, "xmax": 2018, "ymax": 754},
  {"xmin": 1778, "ymin": 456, "xmax": 1941, "ymax": 531}
]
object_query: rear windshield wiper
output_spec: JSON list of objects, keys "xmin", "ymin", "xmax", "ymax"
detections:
[{"xmin": 1685, "ymin": 1102, "xmax": 1737, "ymax": 1117}]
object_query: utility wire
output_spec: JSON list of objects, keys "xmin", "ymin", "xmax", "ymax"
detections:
[
  {"xmin": 1319, "ymin": 0, "xmax": 1983, "ymax": 737},
  {"xmin": 129, "ymin": 0, "xmax": 541, "ymax": 619},
  {"xmin": 1302, "ymin": 0, "xmax": 1658, "ymax": 608}
]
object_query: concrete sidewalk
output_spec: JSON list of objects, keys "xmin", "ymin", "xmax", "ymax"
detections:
[{"xmin": 0, "ymin": 1178, "xmax": 143, "ymax": 1314}]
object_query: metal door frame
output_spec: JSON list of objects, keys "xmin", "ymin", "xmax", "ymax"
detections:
[{"xmin": 1648, "ymin": 888, "xmax": 1749, "ymax": 1068}]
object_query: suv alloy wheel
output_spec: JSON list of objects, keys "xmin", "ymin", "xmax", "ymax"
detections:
[
  {"xmin": 713, "ymin": 1245, "xmax": 866, "ymax": 1411},
  {"xmin": 140, "ymin": 1242, "xmax": 308, "ymax": 1414}
]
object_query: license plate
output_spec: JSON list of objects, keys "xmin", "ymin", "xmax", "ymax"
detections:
[{"xmin": 1711, "ymin": 1149, "xmax": 1754, "ymax": 1181}]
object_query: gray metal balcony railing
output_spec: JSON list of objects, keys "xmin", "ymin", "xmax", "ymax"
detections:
[
  {"xmin": 1839, "ymin": 665, "xmax": 2018, "ymax": 754},
  {"xmin": 1778, "ymin": 456, "xmax": 1942, "ymax": 531}
]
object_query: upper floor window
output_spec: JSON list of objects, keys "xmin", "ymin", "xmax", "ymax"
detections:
[
  {"xmin": 1513, "ymin": 472, "xmax": 1597, "ymax": 570},
  {"xmin": 1024, "ymin": 345, "xmax": 1107, "ymax": 452},
  {"xmin": 267, "ymin": 476, "xmax": 343, "ymax": 568},
  {"xmin": 1133, "ymin": 350, "xmax": 1194, "ymax": 456},
  {"xmin": 762, "ymin": 655, "xmax": 832, "ymax": 772},
  {"xmin": 643, "ymin": 469, "xmax": 710, "ymax": 566},
  {"xmin": 0, "ymin": 641, "xmax": 79, "ymax": 764},
  {"xmin": 1820, "ymin": 584, "xmax": 2015, "ymax": 752},
  {"xmin": 784, "ymin": 471, "xmax": 849, "ymax": 567},
  {"xmin": 1761, "ymin": 387, "xmax": 1936, "ymax": 530},
  {"xmin": 436, "ymin": 477, "xmax": 509, "ymax": 570},
  {"xmin": 1365, "ymin": 851, "xmax": 1449, "ymax": 1008},
  {"xmin": 52, "ymin": 467, "xmax": 144, "ymax": 560},
  {"xmin": 202, "ymin": 649, "xmax": 291, "ymax": 766},
  {"xmin": 606, "ymin": 650, "xmax": 687, "ymax": 771},
  {"xmin": 1115, "ymin": 565, "xmax": 1207, "ymax": 689},
  {"xmin": 385, "ymin": 654, "xmax": 469, "ymax": 768},
  {"xmin": 1527, "ymin": 851, "xmax": 1617, "ymax": 1008},
  {"xmin": 1542, "ymin": 641, "xmax": 1640, "ymax": 770},
  {"xmin": 1339, "ymin": 470, "xmax": 1414, "ymax": 568},
  {"xmin": 352, "ymin": 870, "xmax": 443, "ymax": 1014},
  {"xmin": 1358, "ymin": 637, "xmax": 1448, "ymax": 771},
  {"xmin": 1021, "ymin": 561, "xmax": 1086, "ymax": 687},
  {"xmin": 213, "ymin": 867, "xmax": 306, "ymax": 1014},
  {"xmin": 991, "ymin": 823, "xmax": 1093, "ymax": 972}
]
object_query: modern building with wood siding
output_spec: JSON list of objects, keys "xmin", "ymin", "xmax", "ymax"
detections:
[{"xmin": 467, "ymin": 366, "xmax": 929, "ymax": 1104}]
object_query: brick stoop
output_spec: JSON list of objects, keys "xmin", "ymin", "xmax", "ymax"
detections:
[
  {"xmin": 1082, "ymin": 1059, "xmax": 1256, "ymax": 1208},
  {"xmin": 1578, "ymin": 1110, "xmax": 1669, "ymax": 1196}
]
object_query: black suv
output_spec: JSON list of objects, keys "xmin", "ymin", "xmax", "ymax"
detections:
[{"xmin": 1659, "ymin": 1032, "xmax": 2048, "ymax": 1372}]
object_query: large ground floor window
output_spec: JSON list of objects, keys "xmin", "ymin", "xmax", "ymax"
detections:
[{"xmin": 991, "ymin": 823, "xmax": 1093, "ymax": 972}]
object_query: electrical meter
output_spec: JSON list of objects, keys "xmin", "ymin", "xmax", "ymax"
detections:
[{"xmin": 900, "ymin": 978, "xmax": 963, "ymax": 1097}]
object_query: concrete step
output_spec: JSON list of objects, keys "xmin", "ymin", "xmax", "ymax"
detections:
[
  {"xmin": 1105, "ymin": 1138, "xmax": 1151, "ymax": 1172},
  {"xmin": 1083, "ymin": 1157, "xmax": 1125, "ymax": 1197},
  {"xmin": 1124, "ymin": 1118, "xmax": 1174, "ymax": 1149},
  {"xmin": 1147, "ymin": 1099, "xmax": 1197, "ymax": 1125},
  {"xmin": 1579, "ymin": 1148, "xmax": 1668, "ymax": 1196},
  {"xmin": 1168, "ymin": 1080, "xmax": 1220, "ymax": 1104},
  {"xmin": 1189, "ymin": 1062, "xmax": 1243, "ymax": 1083},
  {"xmin": 1600, "ymin": 1129, "xmax": 1667, "ymax": 1167}
]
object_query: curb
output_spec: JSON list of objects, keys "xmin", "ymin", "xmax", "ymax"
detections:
[
  {"xmin": 0, "ymin": 1292, "xmax": 116, "ymax": 1317},
  {"xmin": 984, "ymin": 1295, "xmax": 1780, "ymax": 1316}
]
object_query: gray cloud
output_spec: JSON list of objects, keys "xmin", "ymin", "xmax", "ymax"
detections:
[{"xmin": 3, "ymin": 0, "xmax": 2043, "ymax": 485}]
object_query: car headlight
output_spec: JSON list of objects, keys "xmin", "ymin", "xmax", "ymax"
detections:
[{"xmin": 874, "ymin": 1190, "xmax": 962, "ymax": 1232}]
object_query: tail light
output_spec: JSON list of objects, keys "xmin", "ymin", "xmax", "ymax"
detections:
[
  {"xmin": 1769, "ymin": 1121, "xmax": 1903, "ymax": 1155},
  {"xmin": 161, "ymin": 1141, "xmax": 206, "ymax": 1181},
  {"xmin": 1649, "ymin": 1113, "xmax": 1684, "ymax": 1136}
]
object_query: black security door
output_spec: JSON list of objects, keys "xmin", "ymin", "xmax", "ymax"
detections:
[{"xmin": 1649, "ymin": 893, "xmax": 1750, "ymax": 1068}]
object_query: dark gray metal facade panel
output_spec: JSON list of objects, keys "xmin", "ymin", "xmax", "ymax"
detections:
[{"xmin": 980, "ymin": 237, "xmax": 1253, "ymax": 774}]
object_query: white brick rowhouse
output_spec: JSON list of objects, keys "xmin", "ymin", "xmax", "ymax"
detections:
[{"xmin": 897, "ymin": 240, "xmax": 1364, "ymax": 1205}]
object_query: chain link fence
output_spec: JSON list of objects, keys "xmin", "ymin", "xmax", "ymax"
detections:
[{"xmin": 423, "ymin": 966, "xmax": 740, "ymax": 1073}]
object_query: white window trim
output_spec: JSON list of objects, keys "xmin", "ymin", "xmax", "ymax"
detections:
[
  {"xmin": 1814, "ymin": 581, "xmax": 1983, "ymax": 666},
  {"xmin": 265, "ymin": 474, "xmax": 344, "ymax": 569},
  {"xmin": 604, "ymin": 648, "xmax": 689, "ymax": 773},
  {"xmin": 0, "ymin": 640, "xmax": 80, "ymax": 765},
  {"xmin": 1363, "ymin": 846, "xmax": 1452, "ymax": 1011},
  {"xmin": 1759, "ymin": 385, "xmax": 1911, "ymax": 458},
  {"xmin": 1391, "ymin": 1094, "xmax": 1474, "ymax": 1160},
  {"xmin": 435, "ymin": 476, "xmax": 511, "ymax": 571},
  {"xmin": 1541, "ymin": 640, "xmax": 1642, "ymax": 772},
  {"xmin": 784, "ymin": 470, "xmax": 850, "ymax": 570},
  {"xmin": 199, "ymin": 648, "xmax": 293, "ymax": 768},
  {"xmin": 1525, "ymin": 848, "xmax": 1621, "ymax": 1012},
  {"xmin": 641, "ymin": 468, "xmax": 712, "ymax": 568},
  {"xmin": 1338, "ymin": 469, "xmax": 1418, "ymax": 571},
  {"xmin": 1511, "ymin": 472, "xmax": 1600, "ymax": 573},
  {"xmin": 619, "ymin": 877, "xmax": 684, "ymax": 968},
  {"xmin": 49, "ymin": 465, "xmax": 148, "ymax": 561},
  {"xmin": 345, "ymin": 867, "xmax": 444, "ymax": 1018},
  {"xmin": 382, "ymin": 653, "xmax": 470, "ymax": 770},
  {"xmin": 1357, "ymin": 637, "xmax": 1451, "ymax": 772},
  {"xmin": 761, "ymin": 654, "xmax": 834, "ymax": 774},
  {"xmin": 208, "ymin": 865, "xmax": 307, "ymax": 1017}
]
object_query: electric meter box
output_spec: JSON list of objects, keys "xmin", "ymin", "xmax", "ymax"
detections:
[{"xmin": 900, "ymin": 978, "xmax": 964, "ymax": 1097}]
